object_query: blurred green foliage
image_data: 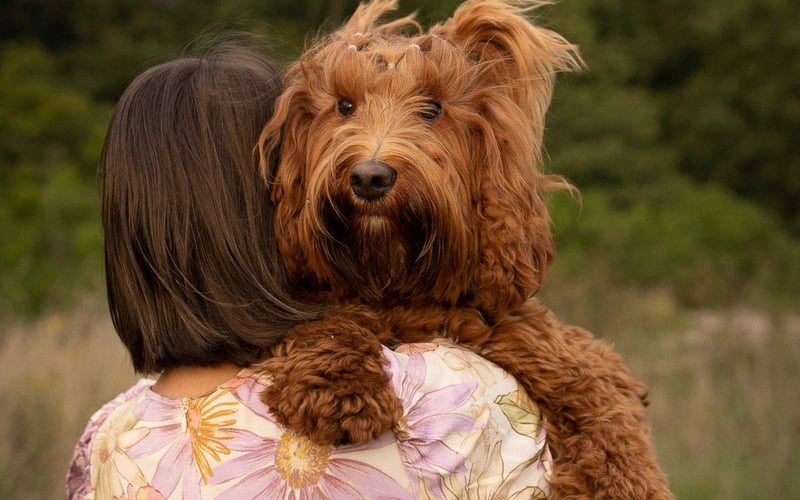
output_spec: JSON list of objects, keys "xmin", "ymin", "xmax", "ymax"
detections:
[
  {"xmin": 550, "ymin": 180, "xmax": 800, "ymax": 308},
  {"xmin": 0, "ymin": 43, "xmax": 108, "ymax": 316},
  {"xmin": 0, "ymin": 0, "xmax": 798, "ymax": 317}
]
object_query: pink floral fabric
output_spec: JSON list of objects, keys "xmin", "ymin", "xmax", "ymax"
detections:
[{"xmin": 67, "ymin": 342, "xmax": 552, "ymax": 499}]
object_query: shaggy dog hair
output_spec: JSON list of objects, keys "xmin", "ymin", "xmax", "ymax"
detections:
[{"xmin": 256, "ymin": 1, "xmax": 673, "ymax": 497}]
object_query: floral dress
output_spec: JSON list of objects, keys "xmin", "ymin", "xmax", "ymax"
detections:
[{"xmin": 67, "ymin": 341, "xmax": 552, "ymax": 499}]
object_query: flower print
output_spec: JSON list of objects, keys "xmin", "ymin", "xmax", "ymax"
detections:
[
  {"xmin": 439, "ymin": 436, "xmax": 548, "ymax": 500},
  {"xmin": 223, "ymin": 370, "xmax": 273, "ymax": 421},
  {"xmin": 394, "ymin": 342, "xmax": 439, "ymax": 356},
  {"xmin": 439, "ymin": 438, "xmax": 503, "ymax": 500},
  {"xmin": 209, "ymin": 373, "xmax": 411, "ymax": 498},
  {"xmin": 439, "ymin": 401, "xmax": 551, "ymax": 500},
  {"xmin": 66, "ymin": 380, "xmax": 151, "ymax": 499},
  {"xmin": 538, "ymin": 443, "xmax": 554, "ymax": 481},
  {"xmin": 209, "ymin": 429, "xmax": 412, "ymax": 499},
  {"xmin": 90, "ymin": 397, "xmax": 151, "ymax": 499},
  {"xmin": 440, "ymin": 345, "xmax": 502, "ymax": 399},
  {"xmin": 494, "ymin": 390, "xmax": 544, "ymax": 440},
  {"xmin": 187, "ymin": 394, "xmax": 238, "ymax": 477},
  {"xmin": 127, "ymin": 389, "xmax": 238, "ymax": 497},
  {"xmin": 113, "ymin": 483, "xmax": 165, "ymax": 500},
  {"xmin": 494, "ymin": 390, "xmax": 552, "ymax": 494},
  {"xmin": 385, "ymin": 347, "xmax": 479, "ymax": 499},
  {"xmin": 507, "ymin": 485, "xmax": 549, "ymax": 500}
]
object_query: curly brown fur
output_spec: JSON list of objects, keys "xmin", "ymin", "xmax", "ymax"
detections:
[
  {"xmin": 257, "ymin": 1, "xmax": 672, "ymax": 497},
  {"xmin": 257, "ymin": 305, "xmax": 404, "ymax": 445}
]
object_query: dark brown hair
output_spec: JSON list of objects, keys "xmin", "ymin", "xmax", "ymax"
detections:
[{"xmin": 102, "ymin": 42, "xmax": 318, "ymax": 373}]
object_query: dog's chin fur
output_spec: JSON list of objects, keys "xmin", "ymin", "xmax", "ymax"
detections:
[
  {"xmin": 257, "ymin": 1, "xmax": 673, "ymax": 498},
  {"xmin": 309, "ymin": 149, "xmax": 476, "ymax": 305}
]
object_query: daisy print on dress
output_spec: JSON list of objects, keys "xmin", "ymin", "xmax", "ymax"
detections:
[
  {"xmin": 127, "ymin": 388, "xmax": 238, "ymax": 497},
  {"xmin": 209, "ymin": 428, "xmax": 412, "ymax": 499},
  {"xmin": 209, "ymin": 373, "xmax": 412, "ymax": 499}
]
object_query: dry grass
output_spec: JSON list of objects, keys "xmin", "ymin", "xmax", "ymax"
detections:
[
  {"xmin": 543, "ymin": 284, "xmax": 800, "ymax": 499},
  {"xmin": 1, "ymin": 291, "xmax": 798, "ymax": 499},
  {"xmin": 0, "ymin": 297, "xmax": 136, "ymax": 499},
  {"xmin": 645, "ymin": 308, "xmax": 800, "ymax": 498}
]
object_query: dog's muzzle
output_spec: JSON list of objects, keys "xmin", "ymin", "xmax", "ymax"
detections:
[{"xmin": 350, "ymin": 160, "xmax": 397, "ymax": 201}]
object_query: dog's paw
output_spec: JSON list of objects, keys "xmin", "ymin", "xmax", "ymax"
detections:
[
  {"xmin": 268, "ymin": 378, "xmax": 403, "ymax": 446},
  {"xmin": 256, "ymin": 316, "xmax": 404, "ymax": 445},
  {"xmin": 260, "ymin": 363, "xmax": 403, "ymax": 445}
]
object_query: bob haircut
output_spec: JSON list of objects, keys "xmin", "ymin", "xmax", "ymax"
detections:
[{"xmin": 101, "ymin": 41, "xmax": 318, "ymax": 374}]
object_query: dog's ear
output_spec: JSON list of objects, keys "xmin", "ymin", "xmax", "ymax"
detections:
[
  {"xmin": 259, "ymin": 83, "xmax": 303, "ymax": 206},
  {"xmin": 433, "ymin": 0, "xmax": 582, "ymax": 311},
  {"xmin": 434, "ymin": 0, "xmax": 582, "ymax": 140},
  {"xmin": 258, "ymin": 77, "xmax": 314, "ymax": 279}
]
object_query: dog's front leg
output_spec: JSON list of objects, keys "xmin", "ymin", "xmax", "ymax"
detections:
[{"xmin": 255, "ymin": 306, "xmax": 403, "ymax": 445}]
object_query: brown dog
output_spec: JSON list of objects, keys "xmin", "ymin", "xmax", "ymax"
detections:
[{"xmin": 256, "ymin": 1, "xmax": 672, "ymax": 498}]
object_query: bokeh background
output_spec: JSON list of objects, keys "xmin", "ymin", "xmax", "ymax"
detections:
[{"xmin": 1, "ymin": 0, "xmax": 798, "ymax": 498}]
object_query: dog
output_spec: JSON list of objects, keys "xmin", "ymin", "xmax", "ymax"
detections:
[{"xmin": 256, "ymin": 1, "xmax": 673, "ymax": 498}]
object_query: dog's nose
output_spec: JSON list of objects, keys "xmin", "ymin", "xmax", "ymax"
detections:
[{"xmin": 350, "ymin": 160, "xmax": 397, "ymax": 201}]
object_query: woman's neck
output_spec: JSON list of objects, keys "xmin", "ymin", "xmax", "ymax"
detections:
[{"xmin": 150, "ymin": 362, "xmax": 242, "ymax": 399}]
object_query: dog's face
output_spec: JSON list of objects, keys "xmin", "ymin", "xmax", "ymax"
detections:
[{"xmin": 261, "ymin": 0, "xmax": 580, "ymax": 310}]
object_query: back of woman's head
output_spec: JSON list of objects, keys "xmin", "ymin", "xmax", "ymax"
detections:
[{"xmin": 102, "ymin": 42, "xmax": 315, "ymax": 373}]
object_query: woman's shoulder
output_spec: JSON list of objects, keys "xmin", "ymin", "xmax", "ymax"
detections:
[
  {"xmin": 381, "ymin": 341, "xmax": 552, "ymax": 497},
  {"xmin": 382, "ymin": 340, "xmax": 546, "ymax": 431},
  {"xmin": 75, "ymin": 378, "xmax": 154, "ymax": 446},
  {"xmin": 383, "ymin": 339, "xmax": 543, "ymax": 417},
  {"xmin": 66, "ymin": 379, "xmax": 153, "ymax": 498}
]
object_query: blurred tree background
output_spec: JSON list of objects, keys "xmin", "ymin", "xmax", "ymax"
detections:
[
  {"xmin": 0, "ymin": 0, "xmax": 798, "ymax": 498},
  {"xmin": 1, "ymin": 0, "xmax": 798, "ymax": 316}
]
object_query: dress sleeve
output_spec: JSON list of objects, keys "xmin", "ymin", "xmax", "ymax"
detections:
[
  {"xmin": 387, "ymin": 342, "xmax": 552, "ymax": 499},
  {"xmin": 66, "ymin": 379, "xmax": 153, "ymax": 499}
]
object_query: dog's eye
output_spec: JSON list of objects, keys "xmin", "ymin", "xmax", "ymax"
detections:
[
  {"xmin": 419, "ymin": 102, "xmax": 442, "ymax": 122},
  {"xmin": 337, "ymin": 99, "xmax": 356, "ymax": 117}
]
